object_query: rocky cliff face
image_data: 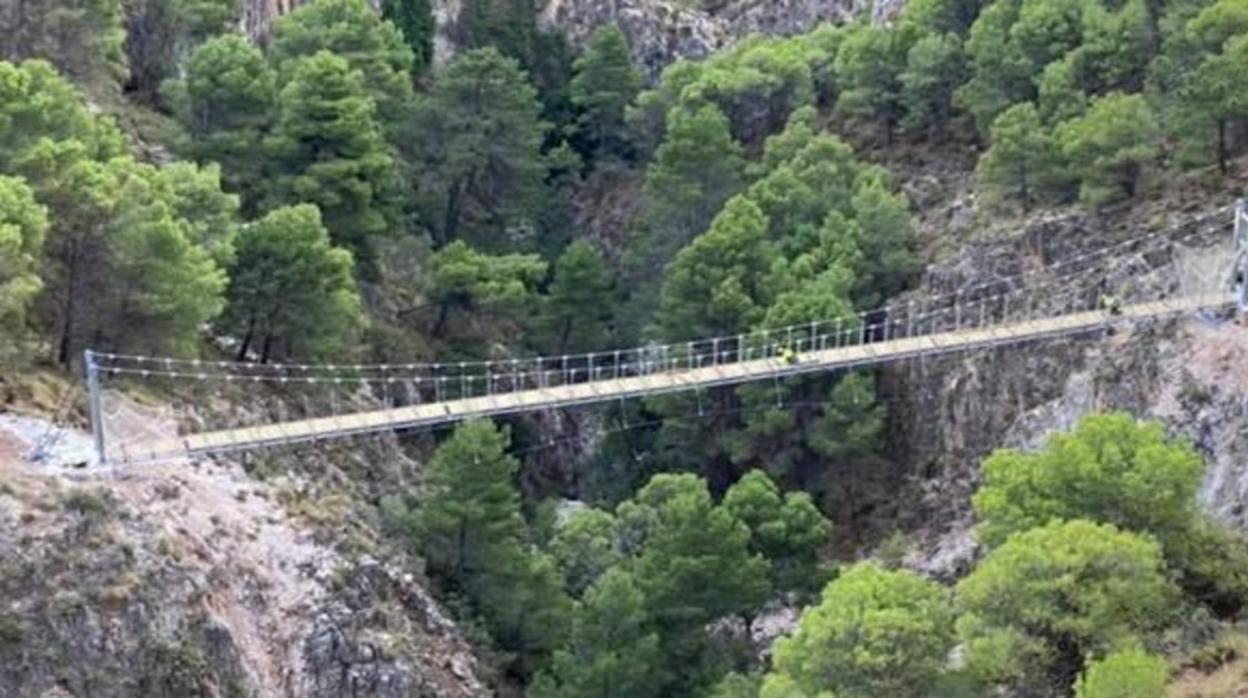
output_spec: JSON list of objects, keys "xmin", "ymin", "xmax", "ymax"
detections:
[
  {"xmin": 237, "ymin": 0, "xmax": 466, "ymax": 66},
  {"xmin": 240, "ymin": 0, "xmax": 307, "ymax": 41},
  {"xmin": 235, "ymin": 0, "xmax": 892, "ymax": 78},
  {"xmin": 883, "ymin": 159, "xmax": 1248, "ymax": 578},
  {"xmin": 0, "ymin": 414, "xmax": 487, "ymax": 698},
  {"xmin": 539, "ymin": 0, "xmax": 727, "ymax": 76},
  {"xmin": 539, "ymin": 0, "xmax": 900, "ymax": 77},
  {"xmin": 239, "ymin": 0, "xmax": 384, "ymax": 41}
]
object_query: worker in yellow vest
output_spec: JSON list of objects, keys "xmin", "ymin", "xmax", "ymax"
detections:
[
  {"xmin": 779, "ymin": 345, "xmax": 798, "ymax": 365},
  {"xmin": 1100, "ymin": 293, "xmax": 1122, "ymax": 316}
]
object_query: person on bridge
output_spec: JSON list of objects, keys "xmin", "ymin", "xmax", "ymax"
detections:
[
  {"xmin": 1100, "ymin": 293, "xmax": 1122, "ymax": 316},
  {"xmin": 780, "ymin": 345, "xmax": 798, "ymax": 365}
]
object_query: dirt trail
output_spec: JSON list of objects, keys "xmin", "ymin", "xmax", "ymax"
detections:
[{"xmin": 0, "ymin": 402, "xmax": 338, "ymax": 697}]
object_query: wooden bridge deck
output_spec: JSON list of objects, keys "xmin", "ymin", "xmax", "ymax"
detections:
[{"xmin": 116, "ymin": 293, "xmax": 1234, "ymax": 463}]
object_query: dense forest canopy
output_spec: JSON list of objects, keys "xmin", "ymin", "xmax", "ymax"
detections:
[{"xmin": 2, "ymin": 0, "xmax": 1248, "ymax": 695}]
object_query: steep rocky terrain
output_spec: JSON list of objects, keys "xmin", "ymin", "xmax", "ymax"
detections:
[
  {"xmin": 236, "ymin": 0, "xmax": 895, "ymax": 76},
  {"xmin": 0, "ymin": 405, "xmax": 486, "ymax": 697},
  {"xmin": 540, "ymin": 0, "xmax": 902, "ymax": 76},
  {"xmin": 5, "ymin": 0, "xmax": 1244, "ymax": 693},
  {"xmin": 881, "ymin": 155, "xmax": 1248, "ymax": 577}
]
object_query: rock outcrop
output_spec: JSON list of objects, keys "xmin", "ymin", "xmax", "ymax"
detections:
[
  {"xmin": 0, "ymin": 423, "xmax": 486, "ymax": 698},
  {"xmin": 540, "ymin": 0, "xmax": 728, "ymax": 76},
  {"xmin": 240, "ymin": 0, "xmax": 309, "ymax": 41},
  {"xmin": 239, "ymin": 0, "xmax": 384, "ymax": 42},
  {"xmin": 235, "ymin": 0, "xmax": 894, "ymax": 78},
  {"xmin": 885, "ymin": 164, "xmax": 1248, "ymax": 578},
  {"xmin": 539, "ymin": 0, "xmax": 896, "ymax": 78}
]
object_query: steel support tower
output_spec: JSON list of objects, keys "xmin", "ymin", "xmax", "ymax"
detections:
[{"xmin": 1235, "ymin": 198, "xmax": 1248, "ymax": 312}]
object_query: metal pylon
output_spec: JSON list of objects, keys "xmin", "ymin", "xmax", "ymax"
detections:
[
  {"xmin": 85, "ymin": 350, "xmax": 106, "ymax": 466},
  {"xmin": 1234, "ymin": 198, "xmax": 1248, "ymax": 313}
]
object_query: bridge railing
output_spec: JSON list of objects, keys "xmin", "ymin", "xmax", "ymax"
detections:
[
  {"xmin": 94, "ymin": 275, "xmax": 1199, "ymax": 403},
  {"xmin": 85, "ymin": 211, "xmax": 1238, "ymax": 464}
]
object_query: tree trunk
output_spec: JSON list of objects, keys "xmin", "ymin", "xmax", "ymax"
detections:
[
  {"xmin": 1052, "ymin": 634, "xmax": 1083, "ymax": 696},
  {"xmin": 1218, "ymin": 119, "xmax": 1229, "ymax": 176},
  {"xmin": 236, "ymin": 316, "xmax": 256, "ymax": 362},
  {"xmin": 1019, "ymin": 161, "xmax": 1031, "ymax": 215},
  {"xmin": 259, "ymin": 332, "xmax": 274, "ymax": 365},
  {"xmin": 441, "ymin": 178, "xmax": 466, "ymax": 245},
  {"xmin": 1123, "ymin": 164, "xmax": 1139, "ymax": 199},
  {"xmin": 56, "ymin": 240, "xmax": 82, "ymax": 366},
  {"xmin": 454, "ymin": 518, "xmax": 468, "ymax": 592},
  {"xmin": 558, "ymin": 315, "xmax": 572, "ymax": 355},
  {"xmin": 432, "ymin": 301, "xmax": 452, "ymax": 339}
]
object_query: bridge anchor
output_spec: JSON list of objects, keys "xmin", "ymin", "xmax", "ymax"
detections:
[
  {"xmin": 1234, "ymin": 199, "xmax": 1247, "ymax": 313},
  {"xmin": 85, "ymin": 350, "xmax": 106, "ymax": 466}
]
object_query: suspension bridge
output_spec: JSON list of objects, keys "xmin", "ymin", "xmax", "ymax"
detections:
[{"xmin": 86, "ymin": 201, "xmax": 1248, "ymax": 466}]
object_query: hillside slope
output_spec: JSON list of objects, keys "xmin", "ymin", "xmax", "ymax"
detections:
[{"xmin": 0, "ymin": 402, "xmax": 486, "ymax": 697}]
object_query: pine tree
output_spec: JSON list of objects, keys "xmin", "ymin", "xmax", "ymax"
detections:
[
  {"xmin": 569, "ymin": 25, "xmax": 642, "ymax": 162},
  {"xmin": 955, "ymin": 0, "xmax": 1036, "ymax": 136},
  {"xmin": 901, "ymin": 0, "xmax": 985, "ymax": 35},
  {"xmin": 417, "ymin": 420, "xmax": 522, "ymax": 584},
  {"xmin": 655, "ymin": 196, "xmax": 777, "ymax": 341},
  {"xmin": 157, "ymin": 161, "xmax": 240, "ymax": 268},
  {"xmin": 1056, "ymin": 92, "xmax": 1159, "ymax": 204},
  {"xmin": 1075, "ymin": 649, "xmax": 1168, "ymax": 698},
  {"xmin": 1075, "ymin": 0, "xmax": 1152, "ymax": 96},
  {"xmin": 957, "ymin": 520, "xmax": 1178, "ymax": 693},
  {"xmin": 806, "ymin": 372, "xmax": 890, "ymax": 535},
  {"xmin": 850, "ymin": 180, "xmax": 920, "ymax": 307},
  {"xmin": 0, "ymin": 60, "xmax": 126, "ymax": 169},
  {"xmin": 380, "ymin": 0, "xmax": 435, "ymax": 74},
  {"xmin": 548, "ymin": 508, "xmax": 621, "ymax": 597},
  {"xmin": 123, "ymin": 0, "xmax": 236, "ymax": 106},
  {"xmin": 1036, "ymin": 57, "xmax": 1087, "ymax": 123},
  {"xmin": 270, "ymin": 0, "xmax": 415, "ymax": 127},
  {"xmin": 629, "ymin": 103, "xmax": 747, "ymax": 289},
  {"xmin": 973, "ymin": 412, "xmax": 1248, "ymax": 610},
  {"xmin": 427, "ymin": 241, "xmax": 547, "ymax": 343},
  {"xmin": 3, "ymin": 61, "xmax": 226, "ymax": 363},
  {"xmin": 476, "ymin": 547, "xmax": 573, "ymax": 678},
  {"xmin": 413, "ymin": 48, "xmax": 549, "ymax": 247},
  {"xmin": 834, "ymin": 24, "xmax": 908, "ymax": 142},
  {"xmin": 172, "ymin": 35, "xmax": 275, "ymax": 215},
  {"xmin": 529, "ymin": 568, "xmax": 665, "ymax": 698},
  {"xmin": 975, "ymin": 412, "xmax": 1205, "ymax": 548},
  {"xmin": 222, "ymin": 205, "xmax": 362, "ymax": 363},
  {"xmin": 0, "ymin": 176, "xmax": 47, "ymax": 343},
  {"xmin": 0, "ymin": 0, "xmax": 127, "ymax": 86},
  {"xmin": 266, "ymin": 51, "xmax": 398, "ymax": 265},
  {"xmin": 900, "ymin": 33, "xmax": 967, "ymax": 136},
  {"xmin": 765, "ymin": 563, "xmax": 954, "ymax": 698},
  {"xmin": 171, "ymin": 0, "xmax": 237, "ymax": 40},
  {"xmin": 1186, "ymin": 0, "xmax": 1248, "ymax": 54},
  {"xmin": 23, "ymin": 150, "xmax": 225, "ymax": 362},
  {"xmin": 975, "ymin": 102, "xmax": 1067, "ymax": 212},
  {"xmin": 630, "ymin": 473, "xmax": 769, "ymax": 684},
  {"xmin": 722, "ymin": 470, "xmax": 831, "ymax": 595},
  {"xmin": 1173, "ymin": 36, "xmax": 1248, "ymax": 173},
  {"xmin": 416, "ymin": 419, "xmax": 571, "ymax": 678},
  {"xmin": 541, "ymin": 241, "xmax": 615, "ymax": 354}
]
